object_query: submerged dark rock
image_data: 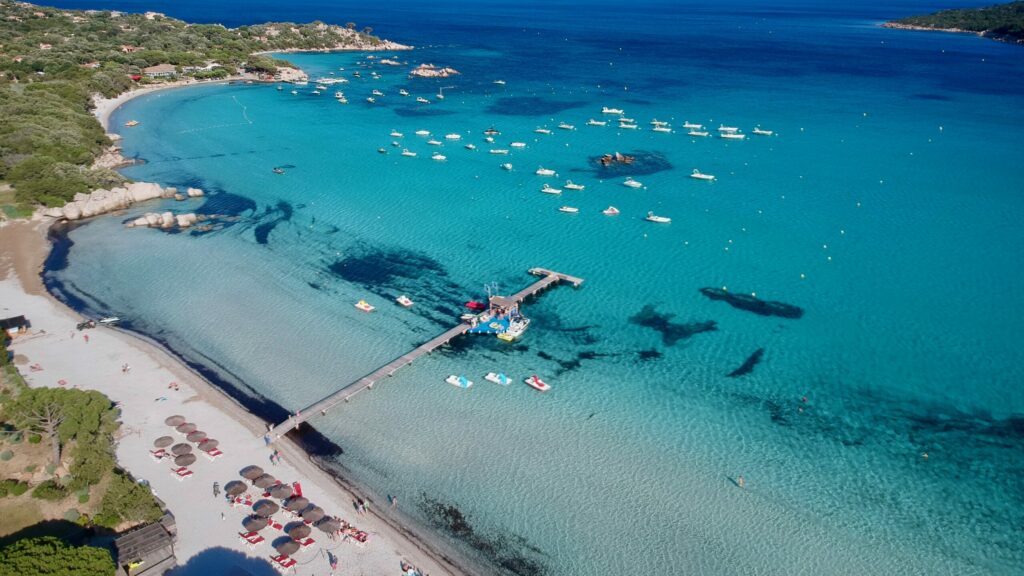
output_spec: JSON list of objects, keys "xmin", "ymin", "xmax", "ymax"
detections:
[
  {"xmin": 637, "ymin": 348, "xmax": 663, "ymax": 361},
  {"xmin": 629, "ymin": 305, "xmax": 717, "ymax": 346},
  {"xmin": 699, "ymin": 287, "xmax": 804, "ymax": 319},
  {"xmin": 487, "ymin": 96, "xmax": 586, "ymax": 116},
  {"xmin": 728, "ymin": 348, "xmax": 765, "ymax": 377},
  {"xmin": 587, "ymin": 149, "xmax": 672, "ymax": 177},
  {"xmin": 253, "ymin": 200, "xmax": 294, "ymax": 245}
]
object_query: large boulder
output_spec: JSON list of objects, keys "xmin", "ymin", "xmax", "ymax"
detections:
[
  {"xmin": 186, "ymin": 187, "xmax": 204, "ymax": 198},
  {"xmin": 145, "ymin": 212, "xmax": 162, "ymax": 227},
  {"xmin": 62, "ymin": 203, "xmax": 82, "ymax": 221},
  {"xmin": 175, "ymin": 213, "xmax": 197, "ymax": 228},
  {"xmin": 160, "ymin": 212, "xmax": 175, "ymax": 228},
  {"xmin": 127, "ymin": 182, "xmax": 164, "ymax": 203}
]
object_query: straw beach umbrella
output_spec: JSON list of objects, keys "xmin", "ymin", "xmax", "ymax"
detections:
[
  {"xmin": 284, "ymin": 496, "xmax": 309, "ymax": 512},
  {"xmin": 153, "ymin": 436, "xmax": 174, "ymax": 448},
  {"xmin": 254, "ymin": 474, "xmax": 277, "ymax": 489},
  {"xmin": 186, "ymin": 430, "xmax": 207, "ymax": 443},
  {"xmin": 198, "ymin": 438, "xmax": 219, "ymax": 452},
  {"xmin": 273, "ymin": 539, "xmax": 299, "ymax": 556},
  {"xmin": 316, "ymin": 516, "xmax": 341, "ymax": 533},
  {"xmin": 174, "ymin": 453, "xmax": 196, "ymax": 467},
  {"xmin": 240, "ymin": 465, "xmax": 264, "ymax": 480},
  {"xmin": 171, "ymin": 443, "xmax": 192, "ymax": 456},
  {"xmin": 253, "ymin": 500, "xmax": 280, "ymax": 517},
  {"xmin": 243, "ymin": 515, "xmax": 269, "ymax": 532},
  {"xmin": 225, "ymin": 481, "xmax": 247, "ymax": 497},
  {"xmin": 268, "ymin": 484, "xmax": 293, "ymax": 500},
  {"xmin": 175, "ymin": 422, "xmax": 197, "ymax": 434},
  {"xmin": 287, "ymin": 523, "xmax": 311, "ymax": 540},
  {"xmin": 300, "ymin": 505, "xmax": 325, "ymax": 523},
  {"xmin": 164, "ymin": 415, "xmax": 186, "ymax": 426}
]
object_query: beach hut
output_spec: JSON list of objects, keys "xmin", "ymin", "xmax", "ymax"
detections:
[
  {"xmin": 170, "ymin": 443, "xmax": 192, "ymax": 456},
  {"xmin": 287, "ymin": 523, "xmax": 311, "ymax": 540},
  {"xmin": 153, "ymin": 436, "xmax": 174, "ymax": 448},
  {"xmin": 273, "ymin": 538, "xmax": 299, "ymax": 556},
  {"xmin": 243, "ymin": 515, "xmax": 269, "ymax": 532},
  {"xmin": 224, "ymin": 481, "xmax": 247, "ymax": 497},
  {"xmin": 316, "ymin": 516, "xmax": 341, "ymax": 533},
  {"xmin": 284, "ymin": 496, "xmax": 309, "ymax": 512},
  {"xmin": 174, "ymin": 453, "xmax": 196, "ymax": 467},
  {"xmin": 198, "ymin": 438, "xmax": 219, "ymax": 452},
  {"xmin": 164, "ymin": 415, "xmax": 186, "ymax": 426},
  {"xmin": 254, "ymin": 474, "xmax": 277, "ymax": 489},
  {"xmin": 253, "ymin": 500, "xmax": 280, "ymax": 518},
  {"xmin": 240, "ymin": 465, "xmax": 264, "ymax": 480},
  {"xmin": 175, "ymin": 422, "xmax": 197, "ymax": 434},
  {"xmin": 300, "ymin": 505, "xmax": 325, "ymax": 523},
  {"xmin": 113, "ymin": 518, "xmax": 177, "ymax": 576},
  {"xmin": 186, "ymin": 430, "xmax": 207, "ymax": 443},
  {"xmin": 268, "ymin": 484, "xmax": 293, "ymax": 500}
]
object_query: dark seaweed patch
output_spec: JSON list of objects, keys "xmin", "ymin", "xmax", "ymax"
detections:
[
  {"xmin": 486, "ymin": 96, "xmax": 586, "ymax": 116},
  {"xmin": 393, "ymin": 107, "xmax": 458, "ymax": 117},
  {"xmin": 585, "ymin": 150, "xmax": 673, "ymax": 177},
  {"xmin": 728, "ymin": 348, "xmax": 765, "ymax": 378},
  {"xmin": 699, "ymin": 288, "xmax": 803, "ymax": 319},
  {"xmin": 629, "ymin": 305, "xmax": 717, "ymax": 346},
  {"xmin": 193, "ymin": 189, "xmax": 258, "ymax": 218},
  {"xmin": 637, "ymin": 348, "xmax": 662, "ymax": 361},
  {"xmin": 419, "ymin": 495, "xmax": 547, "ymax": 576},
  {"xmin": 253, "ymin": 200, "xmax": 294, "ymax": 245}
]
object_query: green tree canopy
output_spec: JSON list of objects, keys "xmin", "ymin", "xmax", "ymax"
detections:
[{"xmin": 0, "ymin": 536, "xmax": 114, "ymax": 576}]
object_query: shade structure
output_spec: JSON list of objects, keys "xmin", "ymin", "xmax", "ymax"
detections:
[
  {"xmin": 175, "ymin": 422, "xmax": 197, "ymax": 434},
  {"xmin": 253, "ymin": 474, "xmax": 277, "ymax": 489},
  {"xmin": 164, "ymin": 415, "xmax": 185, "ymax": 426},
  {"xmin": 153, "ymin": 436, "xmax": 174, "ymax": 448},
  {"xmin": 171, "ymin": 443, "xmax": 192, "ymax": 456},
  {"xmin": 273, "ymin": 539, "xmax": 299, "ymax": 556},
  {"xmin": 225, "ymin": 480, "xmax": 247, "ymax": 497},
  {"xmin": 198, "ymin": 438, "xmax": 219, "ymax": 452},
  {"xmin": 186, "ymin": 430, "xmax": 207, "ymax": 443},
  {"xmin": 240, "ymin": 465, "xmax": 264, "ymax": 480},
  {"xmin": 253, "ymin": 500, "xmax": 280, "ymax": 517},
  {"xmin": 284, "ymin": 496, "xmax": 309, "ymax": 512},
  {"xmin": 243, "ymin": 515, "xmax": 269, "ymax": 532},
  {"xmin": 287, "ymin": 523, "xmax": 311, "ymax": 539},
  {"xmin": 268, "ymin": 484, "xmax": 293, "ymax": 500},
  {"xmin": 316, "ymin": 516, "xmax": 341, "ymax": 533},
  {"xmin": 174, "ymin": 453, "xmax": 196, "ymax": 467},
  {"xmin": 300, "ymin": 505, "xmax": 325, "ymax": 523}
]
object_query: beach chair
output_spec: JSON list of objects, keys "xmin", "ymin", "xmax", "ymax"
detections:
[
  {"xmin": 203, "ymin": 448, "xmax": 223, "ymax": 461},
  {"xmin": 149, "ymin": 449, "xmax": 166, "ymax": 462},
  {"xmin": 299, "ymin": 536, "xmax": 315, "ymax": 547},
  {"xmin": 269, "ymin": 520, "xmax": 283, "ymax": 531},
  {"xmin": 171, "ymin": 466, "xmax": 193, "ymax": 481}
]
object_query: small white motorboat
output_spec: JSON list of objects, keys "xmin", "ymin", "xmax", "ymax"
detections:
[
  {"xmin": 427, "ymin": 139, "xmax": 442, "ymax": 146},
  {"xmin": 525, "ymin": 375, "xmax": 551, "ymax": 392},
  {"xmin": 290, "ymin": 90, "xmax": 298, "ymax": 95},
  {"xmin": 688, "ymin": 130, "xmax": 709, "ymax": 137},
  {"xmin": 500, "ymin": 163, "xmax": 513, "ymax": 170},
  {"xmin": 650, "ymin": 119, "xmax": 669, "ymax": 127},
  {"xmin": 485, "ymin": 372, "xmax": 511, "ymax": 386},
  {"xmin": 493, "ymin": 80, "xmax": 506, "ymax": 85},
  {"xmin": 558, "ymin": 122, "xmax": 575, "ymax": 130},
  {"xmin": 690, "ymin": 169, "xmax": 715, "ymax": 181},
  {"xmin": 558, "ymin": 206, "xmax": 579, "ymax": 213},
  {"xmin": 431, "ymin": 153, "xmax": 447, "ymax": 161},
  {"xmin": 490, "ymin": 149, "xmax": 510, "ymax": 155},
  {"xmin": 485, "ymin": 136, "xmax": 496, "ymax": 143},
  {"xmin": 752, "ymin": 127, "xmax": 773, "ymax": 136},
  {"xmin": 378, "ymin": 147, "xmax": 388, "ymax": 154},
  {"xmin": 98, "ymin": 316, "xmax": 120, "ymax": 325},
  {"xmin": 541, "ymin": 184, "xmax": 562, "ymax": 194},
  {"xmin": 334, "ymin": 91, "xmax": 345, "ymax": 99},
  {"xmin": 390, "ymin": 130, "xmax": 404, "ymax": 138},
  {"xmin": 535, "ymin": 167, "xmax": 557, "ymax": 176},
  {"xmin": 316, "ymin": 84, "xmax": 328, "ymax": 90},
  {"xmin": 399, "ymin": 88, "xmax": 410, "ymax": 96},
  {"xmin": 372, "ymin": 89, "xmax": 384, "ymax": 96},
  {"xmin": 720, "ymin": 132, "xmax": 746, "ymax": 140},
  {"xmin": 564, "ymin": 181, "xmax": 585, "ymax": 191},
  {"xmin": 391, "ymin": 141, "xmax": 401, "ymax": 147},
  {"xmin": 511, "ymin": 142, "xmax": 527, "ymax": 148},
  {"xmin": 416, "ymin": 97, "xmax": 430, "ymax": 104},
  {"xmin": 618, "ymin": 122, "xmax": 639, "ymax": 130},
  {"xmin": 445, "ymin": 133, "xmax": 462, "ymax": 140},
  {"xmin": 355, "ymin": 300, "xmax": 375, "ymax": 312},
  {"xmin": 652, "ymin": 125, "xmax": 672, "ymax": 133},
  {"xmin": 534, "ymin": 128, "xmax": 552, "ymax": 135},
  {"xmin": 645, "ymin": 211, "xmax": 671, "ymax": 223},
  {"xmin": 484, "ymin": 127, "xmax": 501, "ymax": 136},
  {"xmin": 277, "ymin": 85, "xmax": 283, "ymax": 91},
  {"xmin": 623, "ymin": 178, "xmax": 643, "ymax": 188},
  {"xmin": 365, "ymin": 97, "xmax": 375, "ymax": 103},
  {"xmin": 446, "ymin": 375, "xmax": 474, "ymax": 389},
  {"xmin": 465, "ymin": 143, "xmax": 477, "ymax": 150},
  {"xmin": 415, "ymin": 129, "xmax": 431, "ymax": 136},
  {"xmin": 718, "ymin": 125, "xmax": 739, "ymax": 133},
  {"xmin": 587, "ymin": 119, "xmax": 607, "ymax": 126},
  {"xmin": 602, "ymin": 107, "xmax": 625, "ymax": 115},
  {"xmin": 619, "ymin": 117, "xmax": 635, "ymax": 123},
  {"xmin": 396, "ymin": 295, "xmax": 414, "ymax": 307},
  {"xmin": 602, "ymin": 206, "xmax": 620, "ymax": 216},
  {"xmin": 683, "ymin": 121, "xmax": 703, "ymax": 130},
  {"xmin": 312, "ymin": 90, "xmax": 321, "ymax": 95},
  {"xmin": 401, "ymin": 149, "xmax": 417, "ymax": 157}
]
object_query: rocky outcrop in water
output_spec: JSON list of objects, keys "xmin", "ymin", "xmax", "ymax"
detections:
[
  {"xmin": 699, "ymin": 287, "xmax": 804, "ymax": 319},
  {"xmin": 409, "ymin": 63, "xmax": 459, "ymax": 78},
  {"xmin": 127, "ymin": 211, "xmax": 200, "ymax": 229}
]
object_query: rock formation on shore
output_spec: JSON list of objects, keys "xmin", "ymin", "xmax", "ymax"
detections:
[{"xmin": 41, "ymin": 182, "xmax": 204, "ymax": 221}]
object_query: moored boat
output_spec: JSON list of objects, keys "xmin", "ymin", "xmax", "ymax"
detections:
[
  {"xmin": 416, "ymin": 97, "xmax": 430, "ymax": 103},
  {"xmin": 401, "ymin": 149, "xmax": 417, "ymax": 157},
  {"xmin": 645, "ymin": 211, "xmax": 671, "ymax": 223},
  {"xmin": 427, "ymin": 139, "xmax": 442, "ymax": 146},
  {"xmin": 511, "ymin": 142, "xmax": 527, "ymax": 148},
  {"xmin": 690, "ymin": 169, "xmax": 715, "ymax": 180},
  {"xmin": 602, "ymin": 107, "xmax": 625, "ymax": 115},
  {"xmin": 490, "ymin": 149, "xmax": 510, "ymax": 155},
  {"xmin": 485, "ymin": 372, "xmax": 511, "ymax": 386},
  {"xmin": 559, "ymin": 205, "xmax": 579, "ymax": 213},
  {"xmin": 396, "ymin": 295, "xmax": 414, "ymax": 307},
  {"xmin": 586, "ymin": 119, "xmax": 607, "ymax": 126},
  {"xmin": 355, "ymin": 300, "xmax": 375, "ymax": 312},
  {"xmin": 602, "ymin": 206, "xmax": 620, "ymax": 216},
  {"xmin": 272, "ymin": 167, "xmax": 285, "ymax": 174},
  {"xmin": 623, "ymin": 177, "xmax": 643, "ymax": 188},
  {"xmin": 752, "ymin": 127, "xmax": 773, "ymax": 136},
  {"xmin": 500, "ymin": 163, "xmax": 513, "ymax": 170},
  {"xmin": 445, "ymin": 133, "xmax": 462, "ymax": 140},
  {"xmin": 558, "ymin": 122, "xmax": 575, "ymax": 130},
  {"xmin": 564, "ymin": 181, "xmax": 585, "ymax": 191},
  {"xmin": 125, "ymin": 120, "xmax": 139, "ymax": 127},
  {"xmin": 399, "ymin": 88, "xmax": 410, "ymax": 96},
  {"xmin": 446, "ymin": 375, "xmax": 474, "ymax": 389},
  {"xmin": 652, "ymin": 125, "xmax": 672, "ymax": 133},
  {"xmin": 524, "ymin": 375, "xmax": 551, "ymax": 392},
  {"xmin": 431, "ymin": 153, "xmax": 447, "ymax": 161},
  {"xmin": 687, "ymin": 130, "xmax": 709, "ymax": 137},
  {"xmin": 534, "ymin": 128, "xmax": 552, "ymax": 135},
  {"xmin": 718, "ymin": 125, "xmax": 739, "ymax": 133},
  {"xmin": 618, "ymin": 122, "xmax": 639, "ymax": 130},
  {"xmin": 390, "ymin": 130, "xmax": 403, "ymax": 138},
  {"xmin": 683, "ymin": 121, "xmax": 703, "ymax": 129},
  {"xmin": 535, "ymin": 167, "xmax": 557, "ymax": 176},
  {"xmin": 465, "ymin": 143, "xmax": 477, "ymax": 150},
  {"xmin": 720, "ymin": 132, "xmax": 746, "ymax": 140},
  {"xmin": 541, "ymin": 184, "xmax": 562, "ymax": 194},
  {"xmin": 415, "ymin": 129, "xmax": 431, "ymax": 136}
]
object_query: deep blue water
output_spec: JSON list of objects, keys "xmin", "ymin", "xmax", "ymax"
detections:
[{"xmin": 42, "ymin": 1, "xmax": 1024, "ymax": 575}]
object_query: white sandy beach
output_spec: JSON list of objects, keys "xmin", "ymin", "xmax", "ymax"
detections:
[
  {"xmin": 93, "ymin": 76, "xmax": 254, "ymax": 132},
  {"xmin": 0, "ymin": 220, "xmax": 462, "ymax": 576}
]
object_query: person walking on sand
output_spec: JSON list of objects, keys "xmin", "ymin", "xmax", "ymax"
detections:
[
  {"xmin": 736, "ymin": 475, "xmax": 745, "ymax": 488},
  {"xmin": 213, "ymin": 481, "xmax": 220, "ymax": 498},
  {"xmin": 83, "ymin": 333, "xmax": 89, "ymax": 343},
  {"xmin": 390, "ymin": 495, "xmax": 398, "ymax": 509}
]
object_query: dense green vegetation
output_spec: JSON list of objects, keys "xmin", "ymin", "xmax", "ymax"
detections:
[
  {"xmin": 889, "ymin": 1, "xmax": 1024, "ymax": 41},
  {"xmin": 0, "ymin": 1, "xmax": 387, "ymax": 210},
  {"xmin": 0, "ymin": 536, "xmax": 114, "ymax": 576}
]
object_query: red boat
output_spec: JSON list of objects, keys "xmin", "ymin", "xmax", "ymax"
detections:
[
  {"xmin": 465, "ymin": 300, "xmax": 487, "ymax": 311},
  {"xmin": 524, "ymin": 375, "xmax": 551, "ymax": 392}
]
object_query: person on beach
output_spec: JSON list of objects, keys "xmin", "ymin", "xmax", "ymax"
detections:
[
  {"xmin": 737, "ymin": 475, "xmax": 745, "ymax": 488},
  {"xmin": 83, "ymin": 333, "xmax": 89, "ymax": 343},
  {"xmin": 213, "ymin": 481, "xmax": 220, "ymax": 497},
  {"xmin": 390, "ymin": 495, "xmax": 398, "ymax": 509}
]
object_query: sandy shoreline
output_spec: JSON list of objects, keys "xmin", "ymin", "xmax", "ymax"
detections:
[
  {"xmin": 93, "ymin": 76, "xmax": 256, "ymax": 132},
  {"xmin": 0, "ymin": 219, "xmax": 475, "ymax": 575}
]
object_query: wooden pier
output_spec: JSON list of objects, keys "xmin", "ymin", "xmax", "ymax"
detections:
[{"xmin": 267, "ymin": 268, "xmax": 583, "ymax": 440}]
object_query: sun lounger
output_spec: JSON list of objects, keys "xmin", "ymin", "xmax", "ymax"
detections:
[
  {"xmin": 149, "ymin": 449, "xmax": 166, "ymax": 462},
  {"xmin": 171, "ymin": 467, "xmax": 193, "ymax": 480},
  {"xmin": 203, "ymin": 448, "xmax": 223, "ymax": 461},
  {"xmin": 269, "ymin": 520, "xmax": 283, "ymax": 531},
  {"xmin": 270, "ymin": 555, "xmax": 297, "ymax": 572},
  {"xmin": 299, "ymin": 537, "xmax": 315, "ymax": 547}
]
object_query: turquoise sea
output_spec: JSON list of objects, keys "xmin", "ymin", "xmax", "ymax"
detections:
[{"xmin": 44, "ymin": 1, "xmax": 1024, "ymax": 574}]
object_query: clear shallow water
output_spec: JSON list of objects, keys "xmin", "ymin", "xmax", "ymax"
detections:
[{"xmin": 45, "ymin": 1, "xmax": 1024, "ymax": 574}]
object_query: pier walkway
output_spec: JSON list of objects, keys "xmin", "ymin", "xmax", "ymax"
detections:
[{"xmin": 267, "ymin": 268, "xmax": 583, "ymax": 440}]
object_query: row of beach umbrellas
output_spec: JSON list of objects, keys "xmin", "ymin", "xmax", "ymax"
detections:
[
  {"xmin": 234, "ymin": 464, "xmax": 342, "ymax": 553},
  {"xmin": 159, "ymin": 415, "xmax": 220, "ymax": 452}
]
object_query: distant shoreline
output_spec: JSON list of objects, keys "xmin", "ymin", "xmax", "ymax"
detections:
[{"xmin": 881, "ymin": 21, "xmax": 1024, "ymax": 45}]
